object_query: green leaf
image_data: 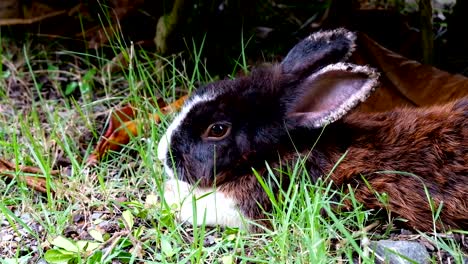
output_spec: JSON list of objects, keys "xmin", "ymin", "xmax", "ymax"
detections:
[
  {"xmin": 83, "ymin": 69, "xmax": 97, "ymax": 82},
  {"xmin": 76, "ymin": 241, "xmax": 101, "ymax": 252},
  {"xmin": 51, "ymin": 236, "xmax": 79, "ymax": 253},
  {"xmin": 0, "ymin": 258, "xmax": 16, "ymax": 264},
  {"xmin": 221, "ymin": 255, "xmax": 234, "ymax": 264},
  {"xmin": 122, "ymin": 210, "xmax": 134, "ymax": 230},
  {"xmin": 87, "ymin": 250, "xmax": 103, "ymax": 264},
  {"xmin": 160, "ymin": 237, "xmax": 174, "ymax": 258},
  {"xmin": 133, "ymin": 226, "xmax": 144, "ymax": 239},
  {"xmin": 44, "ymin": 249, "xmax": 76, "ymax": 263},
  {"xmin": 80, "ymin": 82, "xmax": 92, "ymax": 94},
  {"xmin": 102, "ymin": 233, "xmax": 111, "ymax": 241},
  {"xmin": 1, "ymin": 256, "xmax": 30, "ymax": 264},
  {"xmin": 88, "ymin": 229, "xmax": 104, "ymax": 242},
  {"xmin": 93, "ymin": 218, "xmax": 104, "ymax": 225},
  {"xmin": 115, "ymin": 251, "xmax": 132, "ymax": 263},
  {"xmin": 118, "ymin": 237, "xmax": 133, "ymax": 248},
  {"xmin": 65, "ymin": 82, "xmax": 79, "ymax": 96},
  {"xmin": 1, "ymin": 70, "xmax": 11, "ymax": 79},
  {"xmin": 144, "ymin": 194, "xmax": 158, "ymax": 208},
  {"xmin": 226, "ymin": 234, "xmax": 237, "ymax": 241}
]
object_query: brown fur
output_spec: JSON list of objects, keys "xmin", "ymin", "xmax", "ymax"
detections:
[
  {"xmin": 328, "ymin": 99, "xmax": 468, "ymax": 230},
  {"xmin": 223, "ymin": 99, "xmax": 468, "ymax": 231}
]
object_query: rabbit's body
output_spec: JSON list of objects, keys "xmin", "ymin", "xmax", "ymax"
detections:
[
  {"xmin": 314, "ymin": 99, "xmax": 468, "ymax": 231},
  {"xmin": 158, "ymin": 29, "xmax": 468, "ymax": 232}
]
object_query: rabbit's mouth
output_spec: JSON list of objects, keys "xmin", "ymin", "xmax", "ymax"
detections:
[{"xmin": 171, "ymin": 154, "xmax": 216, "ymax": 187}]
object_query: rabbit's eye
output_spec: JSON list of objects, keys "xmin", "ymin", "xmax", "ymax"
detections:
[{"xmin": 204, "ymin": 122, "xmax": 231, "ymax": 140}]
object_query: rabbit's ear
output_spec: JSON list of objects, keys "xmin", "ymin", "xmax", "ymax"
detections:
[
  {"xmin": 287, "ymin": 63, "xmax": 379, "ymax": 128},
  {"xmin": 281, "ymin": 28, "xmax": 356, "ymax": 75}
]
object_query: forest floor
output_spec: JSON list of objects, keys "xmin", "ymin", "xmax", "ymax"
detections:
[{"xmin": 0, "ymin": 33, "xmax": 467, "ymax": 264}]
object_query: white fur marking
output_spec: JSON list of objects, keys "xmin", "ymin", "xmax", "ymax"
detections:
[
  {"xmin": 157, "ymin": 93, "xmax": 217, "ymax": 179},
  {"xmin": 163, "ymin": 179, "xmax": 247, "ymax": 229}
]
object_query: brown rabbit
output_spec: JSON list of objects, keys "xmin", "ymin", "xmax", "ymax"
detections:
[{"xmin": 158, "ymin": 29, "xmax": 468, "ymax": 232}]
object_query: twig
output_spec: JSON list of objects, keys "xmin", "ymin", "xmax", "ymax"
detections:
[
  {"xmin": 352, "ymin": 221, "xmax": 380, "ymax": 238},
  {"xmin": 0, "ymin": 10, "xmax": 67, "ymax": 26},
  {"xmin": 101, "ymin": 231, "xmax": 129, "ymax": 259},
  {"xmin": 419, "ymin": 0, "xmax": 433, "ymax": 64},
  {"xmin": 154, "ymin": 0, "xmax": 188, "ymax": 55},
  {"xmin": 337, "ymin": 221, "xmax": 380, "ymax": 263}
]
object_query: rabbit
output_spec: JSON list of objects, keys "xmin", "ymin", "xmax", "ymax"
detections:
[{"xmin": 157, "ymin": 28, "xmax": 468, "ymax": 232}]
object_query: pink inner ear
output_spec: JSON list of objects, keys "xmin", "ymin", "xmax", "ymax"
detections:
[
  {"xmin": 287, "ymin": 66, "xmax": 377, "ymax": 128},
  {"xmin": 293, "ymin": 70, "xmax": 369, "ymax": 114}
]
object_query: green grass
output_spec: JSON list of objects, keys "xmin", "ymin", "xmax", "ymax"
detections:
[{"xmin": 0, "ymin": 29, "xmax": 466, "ymax": 264}]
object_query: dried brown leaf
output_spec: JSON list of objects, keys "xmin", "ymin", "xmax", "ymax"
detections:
[
  {"xmin": 88, "ymin": 95, "xmax": 188, "ymax": 164},
  {"xmin": 352, "ymin": 32, "xmax": 468, "ymax": 112},
  {"xmin": 0, "ymin": 158, "xmax": 60, "ymax": 193}
]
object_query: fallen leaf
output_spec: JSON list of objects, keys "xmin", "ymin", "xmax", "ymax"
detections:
[
  {"xmin": 221, "ymin": 255, "xmax": 234, "ymax": 264},
  {"xmin": 88, "ymin": 95, "xmax": 188, "ymax": 164},
  {"xmin": 50, "ymin": 235, "xmax": 79, "ymax": 253},
  {"xmin": 160, "ymin": 237, "xmax": 175, "ymax": 258},
  {"xmin": 43, "ymin": 249, "xmax": 76, "ymax": 263},
  {"xmin": 88, "ymin": 229, "xmax": 105, "ymax": 243},
  {"xmin": 122, "ymin": 210, "xmax": 134, "ymax": 230},
  {"xmin": 351, "ymin": 32, "xmax": 468, "ymax": 112},
  {"xmin": 0, "ymin": 158, "xmax": 60, "ymax": 193},
  {"xmin": 76, "ymin": 240, "xmax": 101, "ymax": 252},
  {"xmin": 144, "ymin": 193, "xmax": 159, "ymax": 208}
]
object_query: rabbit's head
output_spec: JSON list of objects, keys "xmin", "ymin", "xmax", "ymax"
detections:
[{"xmin": 157, "ymin": 28, "xmax": 379, "ymax": 189}]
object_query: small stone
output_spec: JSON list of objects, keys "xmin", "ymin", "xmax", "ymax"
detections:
[
  {"xmin": 204, "ymin": 235, "xmax": 216, "ymax": 246},
  {"xmin": 20, "ymin": 213, "xmax": 31, "ymax": 222},
  {"xmin": 400, "ymin": 229, "xmax": 413, "ymax": 236},
  {"xmin": 371, "ymin": 240, "xmax": 430, "ymax": 264},
  {"xmin": 98, "ymin": 221, "xmax": 119, "ymax": 233},
  {"xmin": 18, "ymin": 229, "xmax": 27, "ymax": 236},
  {"xmin": 1, "ymin": 234, "xmax": 13, "ymax": 241},
  {"xmin": 36, "ymin": 259, "xmax": 48, "ymax": 264},
  {"xmin": 91, "ymin": 212, "xmax": 103, "ymax": 220},
  {"xmin": 33, "ymin": 224, "xmax": 44, "ymax": 233},
  {"xmin": 73, "ymin": 213, "xmax": 84, "ymax": 223}
]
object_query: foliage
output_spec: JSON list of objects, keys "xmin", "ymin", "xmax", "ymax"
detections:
[{"xmin": 0, "ymin": 2, "xmax": 466, "ymax": 263}]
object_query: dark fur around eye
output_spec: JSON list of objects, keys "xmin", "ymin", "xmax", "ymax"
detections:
[
  {"xmin": 203, "ymin": 122, "xmax": 231, "ymax": 140},
  {"xmin": 164, "ymin": 68, "xmax": 291, "ymax": 187}
]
